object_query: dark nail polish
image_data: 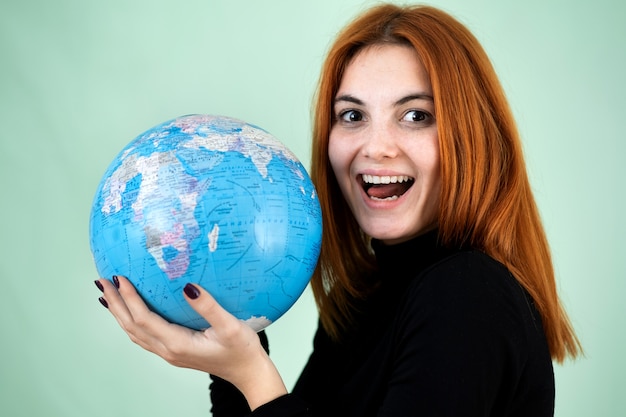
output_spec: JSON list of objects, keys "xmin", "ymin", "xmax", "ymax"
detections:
[
  {"xmin": 112, "ymin": 275, "xmax": 120, "ymax": 288},
  {"xmin": 94, "ymin": 280, "xmax": 104, "ymax": 292},
  {"xmin": 184, "ymin": 283, "xmax": 200, "ymax": 300},
  {"xmin": 98, "ymin": 297, "xmax": 109, "ymax": 309}
]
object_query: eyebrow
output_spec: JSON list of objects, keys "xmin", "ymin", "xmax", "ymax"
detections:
[
  {"xmin": 334, "ymin": 93, "xmax": 434, "ymax": 107},
  {"xmin": 396, "ymin": 93, "xmax": 434, "ymax": 105}
]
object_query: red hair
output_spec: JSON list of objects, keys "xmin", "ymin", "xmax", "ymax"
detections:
[{"xmin": 309, "ymin": 4, "xmax": 581, "ymax": 362}]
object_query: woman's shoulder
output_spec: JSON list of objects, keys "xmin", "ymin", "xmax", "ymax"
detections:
[
  {"xmin": 414, "ymin": 249, "xmax": 522, "ymax": 299},
  {"xmin": 400, "ymin": 249, "xmax": 543, "ymax": 339}
]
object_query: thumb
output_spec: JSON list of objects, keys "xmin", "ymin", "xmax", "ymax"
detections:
[{"xmin": 182, "ymin": 283, "xmax": 238, "ymax": 330}]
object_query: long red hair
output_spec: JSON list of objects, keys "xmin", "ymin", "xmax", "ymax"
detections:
[{"xmin": 309, "ymin": 4, "xmax": 580, "ymax": 362}]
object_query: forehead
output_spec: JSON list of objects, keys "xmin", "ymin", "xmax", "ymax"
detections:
[{"xmin": 337, "ymin": 44, "xmax": 432, "ymax": 97}]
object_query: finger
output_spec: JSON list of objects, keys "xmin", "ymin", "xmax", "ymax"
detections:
[
  {"xmin": 182, "ymin": 283, "xmax": 241, "ymax": 331},
  {"xmin": 97, "ymin": 276, "xmax": 137, "ymax": 324},
  {"xmin": 113, "ymin": 275, "xmax": 153, "ymax": 318},
  {"xmin": 114, "ymin": 276, "xmax": 179, "ymax": 334},
  {"xmin": 96, "ymin": 277, "xmax": 132, "ymax": 320},
  {"xmin": 96, "ymin": 276, "xmax": 151, "ymax": 345},
  {"xmin": 98, "ymin": 276, "xmax": 171, "ymax": 349},
  {"xmin": 96, "ymin": 277, "xmax": 202, "ymax": 368}
]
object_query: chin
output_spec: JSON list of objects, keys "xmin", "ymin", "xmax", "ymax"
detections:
[
  {"xmin": 366, "ymin": 223, "xmax": 438, "ymax": 245},
  {"xmin": 364, "ymin": 227, "xmax": 411, "ymax": 245}
]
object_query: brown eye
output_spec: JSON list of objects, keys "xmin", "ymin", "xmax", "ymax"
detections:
[
  {"xmin": 339, "ymin": 110, "xmax": 364, "ymax": 122},
  {"xmin": 402, "ymin": 110, "xmax": 428, "ymax": 122}
]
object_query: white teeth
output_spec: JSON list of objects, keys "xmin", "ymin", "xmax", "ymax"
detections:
[
  {"xmin": 362, "ymin": 174, "xmax": 411, "ymax": 184},
  {"xmin": 370, "ymin": 195, "xmax": 399, "ymax": 201}
]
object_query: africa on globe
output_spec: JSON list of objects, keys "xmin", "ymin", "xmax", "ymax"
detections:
[{"xmin": 89, "ymin": 114, "xmax": 322, "ymax": 331}]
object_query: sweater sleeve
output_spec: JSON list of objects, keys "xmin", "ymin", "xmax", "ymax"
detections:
[
  {"xmin": 248, "ymin": 394, "xmax": 312, "ymax": 416},
  {"xmin": 209, "ymin": 374, "xmax": 250, "ymax": 417}
]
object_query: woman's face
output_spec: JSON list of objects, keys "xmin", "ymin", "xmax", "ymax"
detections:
[{"xmin": 329, "ymin": 44, "xmax": 441, "ymax": 245}]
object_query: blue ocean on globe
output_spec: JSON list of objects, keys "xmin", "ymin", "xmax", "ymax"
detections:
[{"xmin": 89, "ymin": 114, "xmax": 322, "ymax": 331}]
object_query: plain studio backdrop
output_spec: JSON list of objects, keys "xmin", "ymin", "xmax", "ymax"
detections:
[{"xmin": 1, "ymin": 0, "xmax": 624, "ymax": 416}]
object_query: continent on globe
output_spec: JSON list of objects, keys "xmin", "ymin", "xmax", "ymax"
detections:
[{"xmin": 89, "ymin": 114, "xmax": 322, "ymax": 331}]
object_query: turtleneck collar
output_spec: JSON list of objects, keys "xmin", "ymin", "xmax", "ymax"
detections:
[
  {"xmin": 341, "ymin": 229, "xmax": 456, "ymax": 343},
  {"xmin": 371, "ymin": 229, "xmax": 452, "ymax": 284}
]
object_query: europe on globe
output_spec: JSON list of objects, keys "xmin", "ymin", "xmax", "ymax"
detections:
[{"xmin": 89, "ymin": 114, "xmax": 322, "ymax": 331}]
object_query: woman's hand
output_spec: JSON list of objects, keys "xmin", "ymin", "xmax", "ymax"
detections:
[{"xmin": 95, "ymin": 276, "xmax": 287, "ymax": 411}]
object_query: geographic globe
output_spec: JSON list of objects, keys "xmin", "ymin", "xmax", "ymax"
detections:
[{"xmin": 89, "ymin": 114, "xmax": 322, "ymax": 331}]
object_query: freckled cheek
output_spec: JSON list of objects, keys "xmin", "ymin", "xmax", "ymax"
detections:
[
  {"xmin": 328, "ymin": 133, "xmax": 350, "ymax": 182},
  {"xmin": 328, "ymin": 133, "xmax": 359, "ymax": 208}
]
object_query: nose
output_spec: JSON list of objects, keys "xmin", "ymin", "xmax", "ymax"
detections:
[{"xmin": 361, "ymin": 121, "xmax": 399, "ymax": 160}]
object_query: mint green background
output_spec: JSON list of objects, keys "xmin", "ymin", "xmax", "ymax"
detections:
[{"xmin": 1, "ymin": 0, "xmax": 624, "ymax": 415}]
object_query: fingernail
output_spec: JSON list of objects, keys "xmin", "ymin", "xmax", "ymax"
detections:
[
  {"xmin": 94, "ymin": 280, "xmax": 104, "ymax": 292},
  {"xmin": 112, "ymin": 275, "xmax": 120, "ymax": 288},
  {"xmin": 183, "ymin": 283, "xmax": 200, "ymax": 300},
  {"xmin": 98, "ymin": 297, "xmax": 109, "ymax": 309}
]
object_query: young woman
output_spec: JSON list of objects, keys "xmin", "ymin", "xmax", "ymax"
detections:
[{"xmin": 95, "ymin": 4, "xmax": 581, "ymax": 416}]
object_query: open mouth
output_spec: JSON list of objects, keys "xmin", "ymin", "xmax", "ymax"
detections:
[{"xmin": 360, "ymin": 174, "xmax": 414, "ymax": 201}]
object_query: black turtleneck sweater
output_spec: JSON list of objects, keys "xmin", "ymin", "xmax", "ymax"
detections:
[{"xmin": 210, "ymin": 231, "xmax": 555, "ymax": 416}]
